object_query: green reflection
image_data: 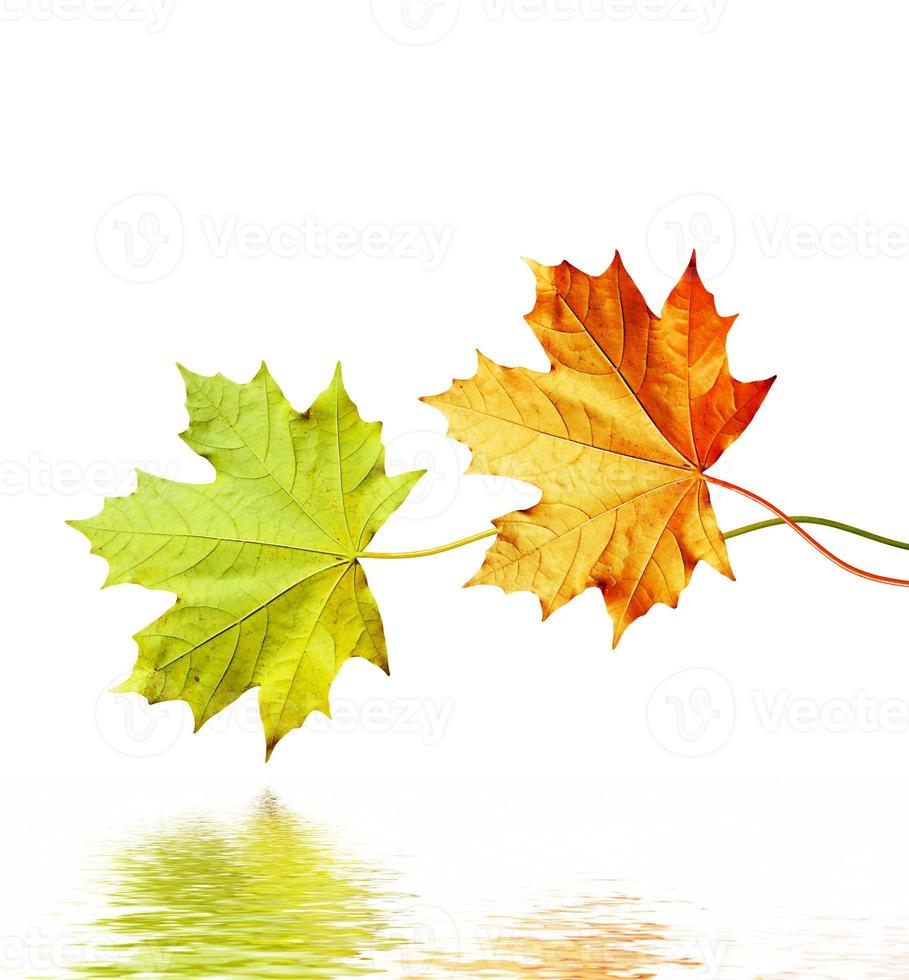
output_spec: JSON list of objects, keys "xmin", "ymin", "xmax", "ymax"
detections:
[{"xmin": 65, "ymin": 795, "xmax": 400, "ymax": 978}]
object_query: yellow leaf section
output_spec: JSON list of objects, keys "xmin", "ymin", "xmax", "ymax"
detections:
[{"xmin": 423, "ymin": 253, "xmax": 774, "ymax": 645}]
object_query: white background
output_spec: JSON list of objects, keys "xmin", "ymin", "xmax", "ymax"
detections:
[{"xmin": 2, "ymin": 2, "xmax": 909, "ymax": 977}]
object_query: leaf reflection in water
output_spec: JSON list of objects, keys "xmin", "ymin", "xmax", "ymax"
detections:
[
  {"xmin": 421, "ymin": 896, "xmax": 706, "ymax": 979},
  {"xmin": 66, "ymin": 793, "xmax": 402, "ymax": 978}
]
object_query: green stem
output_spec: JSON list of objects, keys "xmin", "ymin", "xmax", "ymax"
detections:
[
  {"xmin": 723, "ymin": 516, "xmax": 909, "ymax": 550},
  {"xmin": 358, "ymin": 529, "xmax": 497, "ymax": 560},
  {"xmin": 359, "ymin": 517, "xmax": 909, "ymax": 561}
]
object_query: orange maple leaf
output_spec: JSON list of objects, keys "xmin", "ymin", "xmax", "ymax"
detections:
[{"xmin": 423, "ymin": 252, "xmax": 776, "ymax": 645}]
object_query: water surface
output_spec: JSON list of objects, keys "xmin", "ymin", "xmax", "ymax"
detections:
[{"xmin": 17, "ymin": 794, "xmax": 909, "ymax": 979}]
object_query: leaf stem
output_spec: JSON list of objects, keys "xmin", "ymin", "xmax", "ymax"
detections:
[
  {"xmin": 360, "ymin": 493, "xmax": 909, "ymax": 585},
  {"xmin": 723, "ymin": 516, "xmax": 909, "ymax": 551},
  {"xmin": 358, "ymin": 529, "xmax": 497, "ymax": 560},
  {"xmin": 705, "ymin": 475, "xmax": 909, "ymax": 587}
]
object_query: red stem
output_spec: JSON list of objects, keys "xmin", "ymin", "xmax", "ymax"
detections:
[{"xmin": 705, "ymin": 475, "xmax": 909, "ymax": 588}]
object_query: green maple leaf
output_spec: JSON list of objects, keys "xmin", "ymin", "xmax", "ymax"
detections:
[{"xmin": 70, "ymin": 364, "xmax": 424, "ymax": 760}]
